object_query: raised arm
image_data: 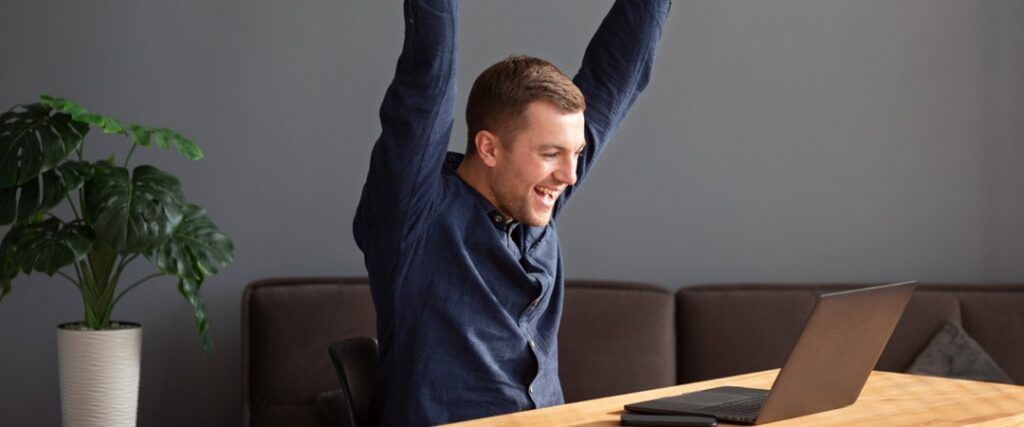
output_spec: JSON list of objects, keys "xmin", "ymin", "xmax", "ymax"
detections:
[
  {"xmin": 355, "ymin": 0, "xmax": 459, "ymax": 246},
  {"xmin": 557, "ymin": 0, "xmax": 671, "ymax": 210}
]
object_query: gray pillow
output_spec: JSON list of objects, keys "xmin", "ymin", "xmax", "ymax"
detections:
[{"xmin": 906, "ymin": 320, "xmax": 1014, "ymax": 384}]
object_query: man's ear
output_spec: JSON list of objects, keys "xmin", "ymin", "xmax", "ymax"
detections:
[{"xmin": 474, "ymin": 130, "xmax": 500, "ymax": 168}]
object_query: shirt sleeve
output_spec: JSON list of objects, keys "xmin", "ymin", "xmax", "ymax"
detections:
[
  {"xmin": 355, "ymin": 0, "xmax": 459, "ymax": 248},
  {"xmin": 555, "ymin": 0, "xmax": 671, "ymax": 216}
]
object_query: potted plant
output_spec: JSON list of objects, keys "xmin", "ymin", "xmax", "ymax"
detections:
[{"xmin": 0, "ymin": 95, "xmax": 234, "ymax": 427}]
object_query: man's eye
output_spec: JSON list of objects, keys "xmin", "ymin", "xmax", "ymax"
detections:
[{"xmin": 542, "ymin": 153, "xmax": 559, "ymax": 158}]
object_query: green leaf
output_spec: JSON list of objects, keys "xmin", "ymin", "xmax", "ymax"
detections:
[
  {"xmin": 134, "ymin": 127, "xmax": 203, "ymax": 161},
  {"xmin": 0, "ymin": 274, "xmax": 11, "ymax": 302},
  {"xmin": 0, "ymin": 103, "xmax": 89, "ymax": 188},
  {"xmin": 0, "ymin": 161, "xmax": 94, "ymax": 226},
  {"xmin": 40, "ymin": 95, "xmax": 126, "ymax": 135},
  {"xmin": 128, "ymin": 125, "xmax": 154, "ymax": 147},
  {"xmin": 145, "ymin": 203, "xmax": 234, "ymax": 282},
  {"xmin": 84, "ymin": 163, "xmax": 184, "ymax": 253},
  {"xmin": 169, "ymin": 131, "xmax": 203, "ymax": 161},
  {"xmin": 145, "ymin": 203, "xmax": 229, "ymax": 353},
  {"xmin": 0, "ymin": 235, "xmax": 18, "ymax": 302},
  {"xmin": 178, "ymin": 277, "xmax": 213, "ymax": 352},
  {"xmin": 40, "ymin": 96, "xmax": 203, "ymax": 161},
  {"xmin": 3, "ymin": 218, "xmax": 94, "ymax": 275}
]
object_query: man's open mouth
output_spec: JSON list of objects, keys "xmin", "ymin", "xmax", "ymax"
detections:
[{"xmin": 534, "ymin": 186, "xmax": 558, "ymax": 206}]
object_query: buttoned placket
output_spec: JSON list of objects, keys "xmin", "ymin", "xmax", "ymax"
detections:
[
  {"xmin": 524, "ymin": 295, "xmax": 548, "ymax": 407},
  {"xmin": 525, "ymin": 330, "xmax": 541, "ymax": 405},
  {"xmin": 490, "ymin": 210, "xmax": 548, "ymax": 407}
]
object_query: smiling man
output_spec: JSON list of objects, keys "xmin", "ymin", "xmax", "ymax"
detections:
[
  {"xmin": 456, "ymin": 56, "xmax": 587, "ymax": 228},
  {"xmin": 353, "ymin": 0, "xmax": 670, "ymax": 425}
]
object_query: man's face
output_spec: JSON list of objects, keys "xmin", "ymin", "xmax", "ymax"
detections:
[{"xmin": 488, "ymin": 101, "xmax": 586, "ymax": 227}]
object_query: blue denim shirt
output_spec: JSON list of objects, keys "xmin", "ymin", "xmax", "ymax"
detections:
[{"xmin": 353, "ymin": 0, "xmax": 670, "ymax": 424}]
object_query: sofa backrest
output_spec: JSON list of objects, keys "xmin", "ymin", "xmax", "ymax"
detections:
[
  {"xmin": 244, "ymin": 279, "xmax": 1024, "ymax": 427},
  {"xmin": 242, "ymin": 278, "xmax": 676, "ymax": 427},
  {"xmin": 676, "ymin": 284, "xmax": 1024, "ymax": 385},
  {"xmin": 243, "ymin": 278, "xmax": 375, "ymax": 427}
]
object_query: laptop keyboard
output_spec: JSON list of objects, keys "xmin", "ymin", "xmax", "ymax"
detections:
[{"xmin": 702, "ymin": 395, "xmax": 766, "ymax": 420}]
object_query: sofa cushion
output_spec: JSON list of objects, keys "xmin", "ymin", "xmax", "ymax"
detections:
[
  {"xmin": 952, "ymin": 287, "xmax": 1024, "ymax": 383},
  {"xmin": 243, "ymin": 278, "xmax": 376, "ymax": 427},
  {"xmin": 907, "ymin": 320, "xmax": 1013, "ymax": 384},
  {"xmin": 558, "ymin": 280, "xmax": 676, "ymax": 402},
  {"xmin": 676, "ymin": 284, "xmax": 826, "ymax": 384}
]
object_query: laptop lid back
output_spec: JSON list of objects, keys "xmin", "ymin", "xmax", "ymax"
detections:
[{"xmin": 756, "ymin": 281, "xmax": 917, "ymax": 424}]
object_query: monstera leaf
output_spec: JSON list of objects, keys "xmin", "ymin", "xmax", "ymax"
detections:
[
  {"xmin": 145, "ymin": 203, "xmax": 234, "ymax": 282},
  {"xmin": 84, "ymin": 163, "xmax": 184, "ymax": 254},
  {"xmin": 0, "ymin": 103, "xmax": 89, "ymax": 188},
  {"xmin": 127, "ymin": 125, "xmax": 203, "ymax": 161},
  {"xmin": 40, "ymin": 96, "xmax": 203, "ymax": 161},
  {"xmin": 179, "ymin": 277, "xmax": 213, "ymax": 352},
  {"xmin": 1, "ymin": 218, "xmax": 93, "ymax": 276},
  {"xmin": 144, "ymin": 203, "xmax": 232, "ymax": 352},
  {"xmin": 0, "ymin": 237, "xmax": 17, "ymax": 302},
  {"xmin": 0, "ymin": 161, "xmax": 93, "ymax": 226}
]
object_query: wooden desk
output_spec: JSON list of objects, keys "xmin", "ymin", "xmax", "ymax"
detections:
[{"xmin": 444, "ymin": 370, "xmax": 1024, "ymax": 426}]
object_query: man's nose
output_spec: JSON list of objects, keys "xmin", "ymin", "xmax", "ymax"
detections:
[{"xmin": 557, "ymin": 157, "xmax": 578, "ymax": 186}]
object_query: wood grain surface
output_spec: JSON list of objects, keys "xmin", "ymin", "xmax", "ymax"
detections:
[{"xmin": 443, "ymin": 370, "xmax": 1024, "ymax": 426}]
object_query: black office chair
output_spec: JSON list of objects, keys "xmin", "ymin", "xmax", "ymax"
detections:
[{"xmin": 327, "ymin": 336, "xmax": 379, "ymax": 427}]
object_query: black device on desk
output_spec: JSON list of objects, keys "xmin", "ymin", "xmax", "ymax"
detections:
[
  {"xmin": 624, "ymin": 281, "xmax": 917, "ymax": 425},
  {"xmin": 621, "ymin": 413, "xmax": 717, "ymax": 426}
]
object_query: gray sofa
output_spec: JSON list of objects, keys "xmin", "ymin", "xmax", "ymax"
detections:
[{"xmin": 242, "ymin": 279, "xmax": 1024, "ymax": 427}]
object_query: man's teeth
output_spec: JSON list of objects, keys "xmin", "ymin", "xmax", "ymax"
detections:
[{"xmin": 538, "ymin": 188, "xmax": 557, "ymax": 200}]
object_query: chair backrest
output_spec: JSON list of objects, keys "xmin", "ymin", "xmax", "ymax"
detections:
[{"xmin": 328, "ymin": 337, "xmax": 379, "ymax": 427}]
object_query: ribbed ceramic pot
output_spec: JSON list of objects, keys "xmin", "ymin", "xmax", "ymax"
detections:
[{"xmin": 56, "ymin": 322, "xmax": 142, "ymax": 427}]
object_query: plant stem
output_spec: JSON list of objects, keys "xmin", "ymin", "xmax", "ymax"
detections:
[
  {"xmin": 96, "ymin": 252, "xmax": 139, "ymax": 325},
  {"xmin": 66, "ymin": 194, "xmax": 81, "ymax": 222},
  {"xmin": 100, "ymin": 267, "xmax": 123, "ymax": 325},
  {"xmin": 79, "ymin": 259, "xmax": 100, "ymax": 328},
  {"xmin": 111, "ymin": 272, "xmax": 165, "ymax": 308},
  {"xmin": 57, "ymin": 271, "xmax": 80, "ymax": 289},
  {"xmin": 78, "ymin": 185, "xmax": 84, "ymax": 210},
  {"xmin": 72, "ymin": 261, "xmax": 84, "ymax": 285},
  {"xmin": 116, "ymin": 253, "xmax": 139, "ymax": 273},
  {"xmin": 123, "ymin": 144, "xmax": 138, "ymax": 168},
  {"xmin": 79, "ymin": 259, "xmax": 95, "ymax": 287}
]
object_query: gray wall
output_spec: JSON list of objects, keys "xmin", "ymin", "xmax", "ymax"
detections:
[{"xmin": 2, "ymin": 0, "xmax": 1023, "ymax": 425}]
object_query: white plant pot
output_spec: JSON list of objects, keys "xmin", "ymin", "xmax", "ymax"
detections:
[{"xmin": 56, "ymin": 322, "xmax": 142, "ymax": 427}]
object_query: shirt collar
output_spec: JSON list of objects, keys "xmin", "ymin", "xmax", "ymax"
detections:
[{"xmin": 444, "ymin": 152, "xmax": 519, "ymax": 233}]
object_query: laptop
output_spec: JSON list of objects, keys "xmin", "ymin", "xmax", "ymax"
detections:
[{"xmin": 625, "ymin": 281, "xmax": 917, "ymax": 425}]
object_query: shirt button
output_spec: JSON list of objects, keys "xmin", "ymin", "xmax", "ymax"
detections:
[
  {"xmin": 531, "ymin": 298, "xmax": 540, "ymax": 306},
  {"xmin": 528, "ymin": 386, "xmax": 534, "ymax": 395},
  {"xmin": 529, "ymin": 339, "xmax": 536, "ymax": 349}
]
